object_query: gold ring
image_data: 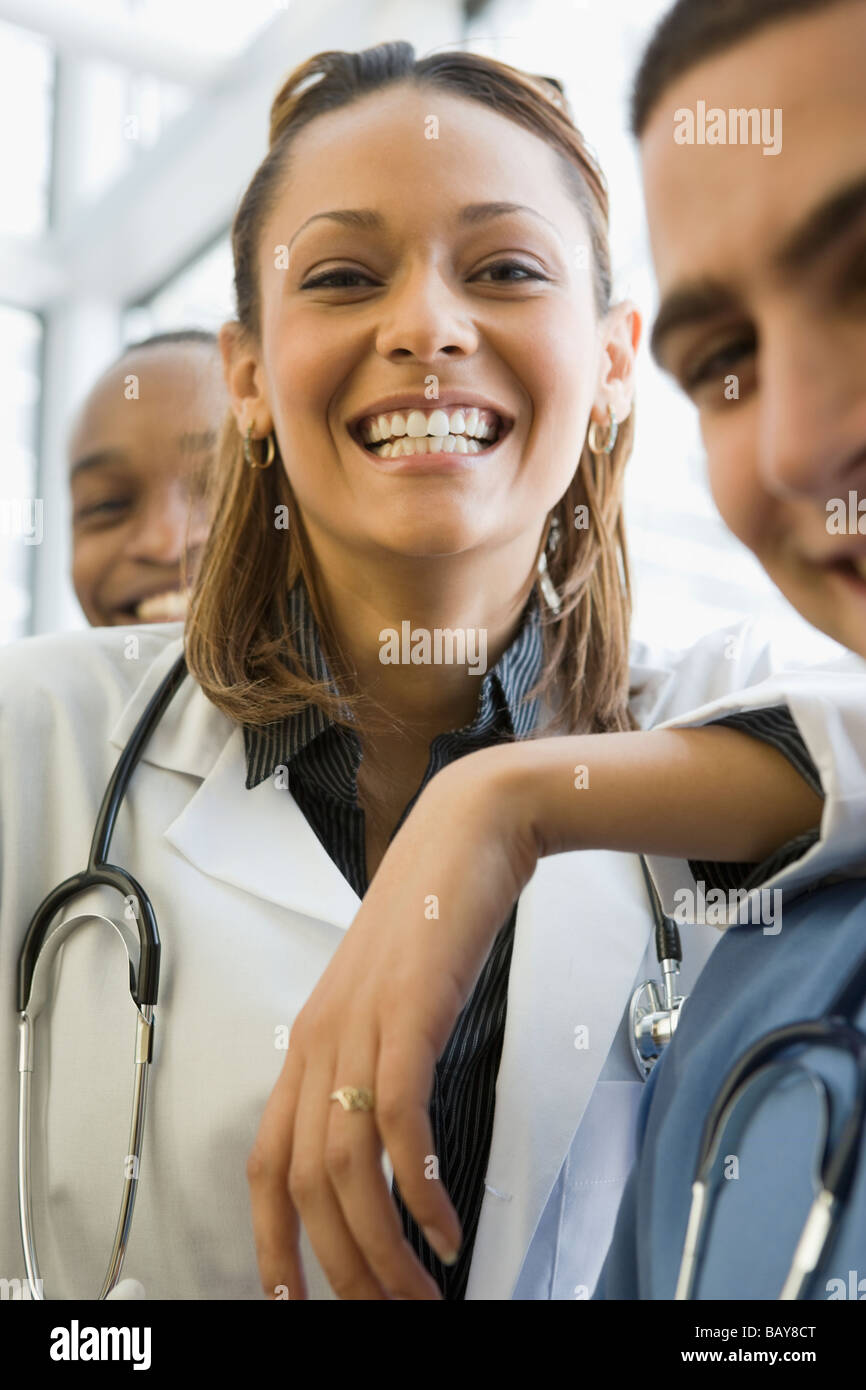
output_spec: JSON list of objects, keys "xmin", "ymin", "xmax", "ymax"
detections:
[{"xmin": 329, "ymin": 1086, "xmax": 375, "ymax": 1113}]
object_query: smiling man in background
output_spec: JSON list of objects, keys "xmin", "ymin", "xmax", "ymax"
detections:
[{"xmin": 68, "ymin": 329, "xmax": 222, "ymax": 627}]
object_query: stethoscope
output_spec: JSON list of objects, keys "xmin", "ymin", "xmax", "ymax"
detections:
[
  {"xmin": 629, "ymin": 857, "xmax": 687, "ymax": 1080},
  {"xmin": 15, "ymin": 647, "xmax": 681, "ymax": 1298},
  {"xmin": 16, "ymin": 651, "xmax": 188, "ymax": 1301},
  {"xmin": 674, "ymin": 935, "xmax": 866, "ymax": 1300}
]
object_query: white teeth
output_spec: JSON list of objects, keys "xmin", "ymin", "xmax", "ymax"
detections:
[
  {"xmin": 427, "ymin": 409, "xmax": 450, "ymax": 436},
  {"xmin": 406, "ymin": 410, "xmax": 429, "ymax": 438},
  {"xmin": 135, "ymin": 590, "xmax": 187, "ymax": 621},
  {"xmin": 357, "ymin": 404, "xmax": 503, "ymax": 447},
  {"xmin": 370, "ymin": 434, "xmax": 488, "ymax": 459}
]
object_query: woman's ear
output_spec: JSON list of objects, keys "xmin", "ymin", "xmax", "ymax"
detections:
[
  {"xmin": 218, "ymin": 321, "xmax": 274, "ymax": 437},
  {"xmin": 591, "ymin": 300, "xmax": 642, "ymax": 428}
]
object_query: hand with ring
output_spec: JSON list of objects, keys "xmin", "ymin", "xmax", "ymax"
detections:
[{"xmin": 246, "ymin": 749, "xmax": 537, "ymax": 1301}]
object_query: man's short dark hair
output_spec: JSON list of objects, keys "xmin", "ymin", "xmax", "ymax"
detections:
[{"xmin": 631, "ymin": 0, "xmax": 858, "ymax": 137}]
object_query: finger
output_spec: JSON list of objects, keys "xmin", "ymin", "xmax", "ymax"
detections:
[
  {"xmin": 376, "ymin": 1026, "xmax": 462, "ymax": 1265},
  {"xmin": 325, "ymin": 1041, "xmax": 443, "ymax": 1301},
  {"xmin": 289, "ymin": 1055, "xmax": 390, "ymax": 1300},
  {"xmin": 247, "ymin": 1050, "xmax": 308, "ymax": 1300}
]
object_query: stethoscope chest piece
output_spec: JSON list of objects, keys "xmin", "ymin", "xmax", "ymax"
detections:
[
  {"xmin": 629, "ymin": 971, "xmax": 685, "ymax": 1080},
  {"xmin": 631, "ymin": 856, "xmax": 687, "ymax": 1080}
]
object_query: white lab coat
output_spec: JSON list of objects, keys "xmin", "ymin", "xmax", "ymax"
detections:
[{"xmin": 1, "ymin": 620, "xmax": 865, "ymax": 1301}]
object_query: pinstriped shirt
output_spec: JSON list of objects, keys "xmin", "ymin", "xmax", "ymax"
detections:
[{"xmin": 243, "ymin": 580, "xmax": 822, "ymax": 1299}]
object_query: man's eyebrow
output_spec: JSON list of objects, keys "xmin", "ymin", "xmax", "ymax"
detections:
[
  {"xmin": 287, "ymin": 202, "xmax": 561, "ymax": 251},
  {"xmin": 650, "ymin": 280, "xmax": 741, "ymax": 367},
  {"xmin": 774, "ymin": 172, "xmax": 866, "ymax": 274},
  {"xmin": 69, "ymin": 447, "xmax": 128, "ymax": 480}
]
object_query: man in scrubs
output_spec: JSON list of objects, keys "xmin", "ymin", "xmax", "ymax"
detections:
[{"xmin": 596, "ymin": 0, "xmax": 866, "ymax": 1299}]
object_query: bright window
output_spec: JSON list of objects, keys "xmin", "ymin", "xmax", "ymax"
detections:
[
  {"xmin": 0, "ymin": 21, "xmax": 53, "ymax": 237},
  {"xmin": 0, "ymin": 306, "xmax": 43, "ymax": 643}
]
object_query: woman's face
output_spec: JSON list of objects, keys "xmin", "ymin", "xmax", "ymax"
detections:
[{"xmin": 232, "ymin": 84, "xmax": 636, "ymax": 581}]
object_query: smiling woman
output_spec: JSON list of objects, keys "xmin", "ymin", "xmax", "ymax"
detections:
[
  {"xmin": 1, "ymin": 31, "xmax": 862, "ymax": 1310},
  {"xmin": 185, "ymin": 44, "xmax": 638, "ymax": 742}
]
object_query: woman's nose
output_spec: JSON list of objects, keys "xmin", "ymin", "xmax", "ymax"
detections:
[
  {"xmin": 373, "ymin": 265, "xmax": 480, "ymax": 362},
  {"xmin": 757, "ymin": 319, "xmax": 866, "ymax": 505}
]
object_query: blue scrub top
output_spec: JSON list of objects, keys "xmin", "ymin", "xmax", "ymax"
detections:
[{"xmin": 595, "ymin": 879, "xmax": 866, "ymax": 1300}]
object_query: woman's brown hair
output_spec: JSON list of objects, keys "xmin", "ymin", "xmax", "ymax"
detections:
[{"xmin": 185, "ymin": 42, "xmax": 637, "ymax": 739}]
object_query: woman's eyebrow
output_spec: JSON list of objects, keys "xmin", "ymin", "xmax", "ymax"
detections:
[{"xmin": 287, "ymin": 202, "xmax": 562, "ymax": 251}]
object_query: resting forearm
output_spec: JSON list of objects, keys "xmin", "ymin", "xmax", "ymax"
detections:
[{"xmin": 462, "ymin": 726, "xmax": 823, "ymax": 864}]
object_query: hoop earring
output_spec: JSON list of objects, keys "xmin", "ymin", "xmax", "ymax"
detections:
[
  {"xmin": 587, "ymin": 408, "xmax": 618, "ymax": 457},
  {"xmin": 244, "ymin": 426, "xmax": 275, "ymax": 469}
]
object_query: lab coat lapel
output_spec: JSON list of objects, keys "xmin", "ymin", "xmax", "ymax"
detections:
[
  {"xmin": 108, "ymin": 634, "xmax": 361, "ymax": 931},
  {"xmin": 464, "ymin": 847, "xmax": 652, "ymax": 1300},
  {"xmin": 162, "ymin": 726, "xmax": 361, "ymax": 928}
]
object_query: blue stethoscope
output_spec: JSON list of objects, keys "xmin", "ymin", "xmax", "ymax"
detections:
[{"xmin": 16, "ymin": 652, "xmax": 188, "ymax": 1301}]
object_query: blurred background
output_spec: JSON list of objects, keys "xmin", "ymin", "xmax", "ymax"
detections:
[{"xmin": 0, "ymin": 0, "xmax": 842, "ymax": 659}]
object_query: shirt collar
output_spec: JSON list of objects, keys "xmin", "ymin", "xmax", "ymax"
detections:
[{"xmin": 243, "ymin": 578, "xmax": 543, "ymax": 788}]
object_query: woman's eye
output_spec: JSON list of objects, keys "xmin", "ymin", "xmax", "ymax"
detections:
[
  {"xmin": 300, "ymin": 259, "xmax": 546, "ymax": 291},
  {"xmin": 301, "ymin": 268, "xmax": 376, "ymax": 289},
  {"xmin": 474, "ymin": 260, "xmax": 546, "ymax": 283}
]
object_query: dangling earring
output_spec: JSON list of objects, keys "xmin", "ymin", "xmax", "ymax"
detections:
[
  {"xmin": 244, "ymin": 424, "xmax": 275, "ymax": 469},
  {"xmin": 537, "ymin": 511, "xmax": 563, "ymax": 616},
  {"xmin": 587, "ymin": 407, "xmax": 618, "ymax": 456}
]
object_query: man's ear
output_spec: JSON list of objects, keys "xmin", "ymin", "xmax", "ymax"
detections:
[
  {"xmin": 591, "ymin": 301, "xmax": 642, "ymax": 428},
  {"xmin": 218, "ymin": 321, "xmax": 273, "ymax": 436}
]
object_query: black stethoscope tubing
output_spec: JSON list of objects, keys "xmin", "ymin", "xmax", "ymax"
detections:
[{"xmin": 16, "ymin": 652, "xmax": 189, "ymax": 1014}]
